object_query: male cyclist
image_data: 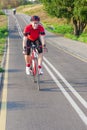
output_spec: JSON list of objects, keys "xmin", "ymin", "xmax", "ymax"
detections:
[{"xmin": 23, "ymin": 15, "xmax": 46, "ymax": 75}]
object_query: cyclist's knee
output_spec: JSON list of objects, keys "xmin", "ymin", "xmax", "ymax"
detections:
[
  {"xmin": 26, "ymin": 50, "xmax": 31, "ymax": 55},
  {"xmin": 38, "ymin": 46, "xmax": 43, "ymax": 53},
  {"xmin": 38, "ymin": 49, "xmax": 43, "ymax": 54}
]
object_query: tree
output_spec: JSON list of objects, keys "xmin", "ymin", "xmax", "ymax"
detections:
[{"xmin": 40, "ymin": 0, "xmax": 87, "ymax": 36}]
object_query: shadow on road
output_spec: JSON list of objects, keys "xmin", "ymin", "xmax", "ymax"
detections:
[{"xmin": 8, "ymin": 69, "xmax": 23, "ymax": 73}]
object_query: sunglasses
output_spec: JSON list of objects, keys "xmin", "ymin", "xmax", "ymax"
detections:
[{"xmin": 33, "ymin": 22, "xmax": 39, "ymax": 24}]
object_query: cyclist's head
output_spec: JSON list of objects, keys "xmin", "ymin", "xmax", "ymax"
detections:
[
  {"xmin": 30, "ymin": 16, "xmax": 40, "ymax": 29},
  {"xmin": 30, "ymin": 16, "xmax": 40, "ymax": 22}
]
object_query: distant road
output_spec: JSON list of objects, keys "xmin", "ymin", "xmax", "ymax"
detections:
[{"xmin": 0, "ymin": 10, "xmax": 87, "ymax": 130}]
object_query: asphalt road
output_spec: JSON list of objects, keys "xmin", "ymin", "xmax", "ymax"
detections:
[{"xmin": 0, "ymin": 10, "xmax": 87, "ymax": 130}]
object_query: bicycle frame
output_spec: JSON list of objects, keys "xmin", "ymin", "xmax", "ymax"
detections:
[{"xmin": 30, "ymin": 43, "xmax": 40, "ymax": 90}]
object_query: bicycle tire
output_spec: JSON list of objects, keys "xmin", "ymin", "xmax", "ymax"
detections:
[
  {"xmin": 35, "ymin": 58, "xmax": 40, "ymax": 90},
  {"xmin": 32, "ymin": 58, "xmax": 40, "ymax": 90},
  {"xmin": 32, "ymin": 59, "xmax": 36, "ymax": 81},
  {"xmin": 37, "ymin": 73, "xmax": 40, "ymax": 90}
]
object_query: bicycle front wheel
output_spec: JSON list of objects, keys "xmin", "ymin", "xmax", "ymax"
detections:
[{"xmin": 32, "ymin": 58, "xmax": 40, "ymax": 90}]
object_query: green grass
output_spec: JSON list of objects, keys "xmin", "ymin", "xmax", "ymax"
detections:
[
  {"xmin": 0, "ymin": 26, "xmax": 8, "ymax": 53},
  {"xmin": 0, "ymin": 11, "xmax": 8, "ymax": 71},
  {"xmin": 0, "ymin": 67, "xmax": 4, "ymax": 72},
  {"xmin": 0, "ymin": 10, "xmax": 5, "ymax": 15},
  {"xmin": 65, "ymin": 33, "xmax": 78, "ymax": 40},
  {"xmin": 45, "ymin": 24, "xmax": 73, "ymax": 34},
  {"xmin": 0, "ymin": 26, "xmax": 8, "ymax": 72},
  {"xmin": 0, "ymin": 26, "xmax": 8, "ymax": 38},
  {"xmin": 44, "ymin": 23, "xmax": 87, "ymax": 43}
]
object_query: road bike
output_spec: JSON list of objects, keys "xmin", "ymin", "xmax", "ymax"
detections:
[
  {"xmin": 30, "ymin": 42, "xmax": 41, "ymax": 90},
  {"xmin": 30, "ymin": 43, "xmax": 48, "ymax": 90}
]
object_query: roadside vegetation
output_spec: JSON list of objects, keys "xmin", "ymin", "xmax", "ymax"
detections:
[
  {"xmin": 0, "ymin": 11, "xmax": 8, "ymax": 72},
  {"xmin": 17, "ymin": 3, "xmax": 87, "ymax": 44}
]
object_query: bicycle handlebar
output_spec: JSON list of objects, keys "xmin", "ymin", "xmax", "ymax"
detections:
[{"xmin": 23, "ymin": 43, "xmax": 48, "ymax": 54}]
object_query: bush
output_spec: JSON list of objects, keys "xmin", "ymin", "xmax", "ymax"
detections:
[
  {"xmin": 0, "ymin": 10, "xmax": 5, "ymax": 15},
  {"xmin": 0, "ymin": 27, "xmax": 8, "ymax": 38},
  {"xmin": 0, "ymin": 67, "xmax": 4, "ymax": 72}
]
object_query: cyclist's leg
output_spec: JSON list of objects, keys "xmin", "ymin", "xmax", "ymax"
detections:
[
  {"xmin": 25, "ymin": 39, "xmax": 31, "ymax": 65},
  {"xmin": 24, "ymin": 39, "xmax": 31, "ymax": 74},
  {"xmin": 35, "ymin": 39, "xmax": 43, "ymax": 66}
]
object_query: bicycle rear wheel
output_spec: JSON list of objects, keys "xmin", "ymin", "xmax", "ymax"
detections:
[{"xmin": 32, "ymin": 58, "xmax": 40, "ymax": 90}]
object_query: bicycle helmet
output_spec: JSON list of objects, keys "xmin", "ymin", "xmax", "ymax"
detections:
[{"xmin": 30, "ymin": 15, "xmax": 40, "ymax": 21}]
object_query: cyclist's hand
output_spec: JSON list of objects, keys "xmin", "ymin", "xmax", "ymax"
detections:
[
  {"xmin": 23, "ymin": 46, "xmax": 26, "ymax": 55},
  {"xmin": 42, "ymin": 44, "xmax": 46, "ymax": 48},
  {"xmin": 43, "ymin": 44, "xmax": 48, "ymax": 52}
]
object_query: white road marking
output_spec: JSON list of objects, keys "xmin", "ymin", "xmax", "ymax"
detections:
[
  {"xmin": 12, "ymin": 15, "xmax": 23, "ymax": 38},
  {"xmin": 43, "ymin": 62, "xmax": 87, "ymax": 125},
  {"xmin": 46, "ymin": 40, "xmax": 87, "ymax": 63},
  {"xmin": 43, "ymin": 57, "xmax": 87, "ymax": 109}
]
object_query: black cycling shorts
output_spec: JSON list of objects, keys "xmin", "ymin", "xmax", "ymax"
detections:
[{"xmin": 26, "ymin": 38, "xmax": 43, "ymax": 55}]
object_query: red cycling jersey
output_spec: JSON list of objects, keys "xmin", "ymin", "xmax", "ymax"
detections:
[{"xmin": 23, "ymin": 24, "xmax": 45, "ymax": 41}]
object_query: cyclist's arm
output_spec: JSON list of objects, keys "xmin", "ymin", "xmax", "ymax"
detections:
[
  {"xmin": 39, "ymin": 25, "xmax": 46, "ymax": 47},
  {"xmin": 23, "ymin": 36, "xmax": 27, "ymax": 49},
  {"xmin": 40, "ymin": 35, "xmax": 46, "ymax": 47},
  {"xmin": 23, "ymin": 25, "xmax": 30, "ymax": 49},
  {"xmin": 23, "ymin": 30, "xmax": 30, "ymax": 49}
]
